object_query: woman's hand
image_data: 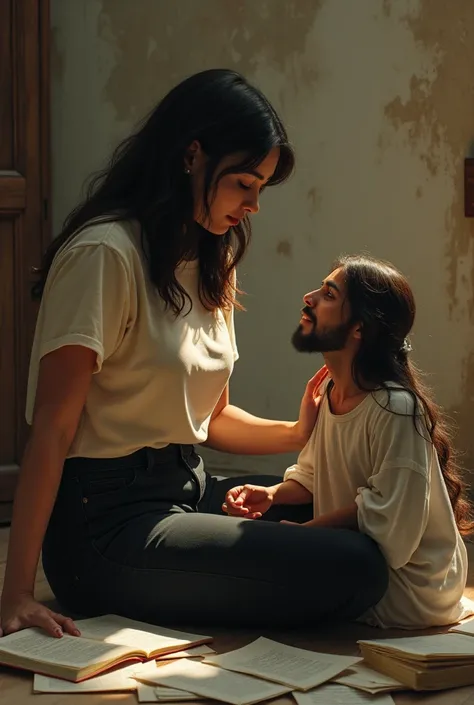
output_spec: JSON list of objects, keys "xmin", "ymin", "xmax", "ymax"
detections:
[
  {"xmin": 0, "ymin": 593, "xmax": 81, "ymax": 638},
  {"xmin": 223, "ymin": 484, "xmax": 276, "ymax": 520},
  {"xmin": 293, "ymin": 365, "xmax": 329, "ymax": 447}
]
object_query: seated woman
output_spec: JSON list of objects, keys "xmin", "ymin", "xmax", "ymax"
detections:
[{"xmin": 0, "ymin": 72, "xmax": 388, "ymax": 639}]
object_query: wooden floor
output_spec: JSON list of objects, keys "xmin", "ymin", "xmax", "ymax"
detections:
[{"xmin": 1, "ymin": 527, "xmax": 474, "ymax": 704}]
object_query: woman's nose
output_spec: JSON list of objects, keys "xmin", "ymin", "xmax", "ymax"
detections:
[{"xmin": 244, "ymin": 193, "xmax": 260, "ymax": 214}]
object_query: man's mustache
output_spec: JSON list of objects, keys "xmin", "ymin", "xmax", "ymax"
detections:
[{"xmin": 301, "ymin": 305, "xmax": 316, "ymax": 325}]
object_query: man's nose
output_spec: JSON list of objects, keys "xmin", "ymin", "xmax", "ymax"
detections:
[{"xmin": 304, "ymin": 291, "xmax": 317, "ymax": 307}]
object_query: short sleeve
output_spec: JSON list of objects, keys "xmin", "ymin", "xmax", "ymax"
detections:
[
  {"xmin": 356, "ymin": 391, "xmax": 431, "ymax": 569},
  {"xmin": 39, "ymin": 243, "xmax": 131, "ymax": 372}
]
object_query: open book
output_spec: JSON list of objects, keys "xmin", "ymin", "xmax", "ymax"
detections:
[
  {"xmin": 0, "ymin": 614, "xmax": 211, "ymax": 682},
  {"xmin": 358, "ymin": 633, "xmax": 474, "ymax": 691}
]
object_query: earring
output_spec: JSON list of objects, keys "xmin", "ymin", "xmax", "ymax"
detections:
[{"xmin": 184, "ymin": 167, "xmax": 191, "ymax": 174}]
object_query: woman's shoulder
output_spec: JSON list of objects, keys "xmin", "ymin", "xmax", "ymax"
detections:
[{"xmin": 57, "ymin": 218, "xmax": 141, "ymax": 263}]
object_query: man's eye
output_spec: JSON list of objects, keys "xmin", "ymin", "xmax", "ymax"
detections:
[{"xmin": 324, "ymin": 291, "xmax": 334, "ymax": 299}]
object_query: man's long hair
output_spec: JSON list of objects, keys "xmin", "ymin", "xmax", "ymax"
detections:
[{"xmin": 337, "ymin": 254, "xmax": 473, "ymax": 536}]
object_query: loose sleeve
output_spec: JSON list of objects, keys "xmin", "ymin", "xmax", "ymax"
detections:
[
  {"xmin": 356, "ymin": 392, "xmax": 431, "ymax": 569},
  {"xmin": 283, "ymin": 434, "xmax": 315, "ymax": 494},
  {"xmin": 39, "ymin": 243, "xmax": 131, "ymax": 372}
]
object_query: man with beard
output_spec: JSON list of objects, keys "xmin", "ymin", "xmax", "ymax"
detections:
[{"xmin": 224, "ymin": 254, "xmax": 474, "ymax": 629}]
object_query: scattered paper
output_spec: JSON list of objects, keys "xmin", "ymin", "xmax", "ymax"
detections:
[
  {"xmin": 33, "ymin": 663, "xmax": 138, "ymax": 693},
  {"xmin": 333, "ymin": 663, "xmax": 405, "ymax": 693},
  {"xmin": 204, "ymin": 636, "xmax": 361, "ymax": 690},
  {"xmin": 134, "ymin": 657, "xmax": 292, "ymax": 705},
  {"xmin": 293, "ymin": 683, "xmax": 395, "ymax": 704},
  {"xmin": 137, "ymin": 683, "xmax": 204, "ymax": 702}
]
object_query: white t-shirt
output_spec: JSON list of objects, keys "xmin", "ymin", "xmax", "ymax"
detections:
[
  {"xmin": 284, "ymin": 382, "xmax": 472, "ymax": 629},
  {"xmin": 26, "ymin": 220, "xmax": 238, "ymax": 458}
]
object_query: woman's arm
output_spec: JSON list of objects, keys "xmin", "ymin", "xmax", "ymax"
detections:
[
  {"xmin": 205, "ymin": 366, "xmax": 328, "ymax": 455},
  {"xmin": 1, "ymin": 345, "xmax": 96, "ymax": 637}
]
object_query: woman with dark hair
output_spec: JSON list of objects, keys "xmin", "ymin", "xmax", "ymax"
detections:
[
  {"xmin": 226, "ymin": 254, "xmax": 474, "ymax": 628},
  {"xmin": 0, "ymin": 72, "xmax": 388, "ymax": 638}
]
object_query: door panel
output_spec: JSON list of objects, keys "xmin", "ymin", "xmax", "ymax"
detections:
[{"xmin": 0, "ymin": 0, "xmax": 50, "ymax": 522}]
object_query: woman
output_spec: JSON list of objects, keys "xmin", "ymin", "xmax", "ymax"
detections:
[
  {"xmin": 1, "ymin": 70, "xmax": 388, "ymax": 638},
  {"xmin": 225, "ymin": 255, "xmax": 474, "ymax": 629}
]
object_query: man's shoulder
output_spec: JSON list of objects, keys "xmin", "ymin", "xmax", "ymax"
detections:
[{"xmin": 371, "ymin": 384, "xmax": 418, "ymax": 414}]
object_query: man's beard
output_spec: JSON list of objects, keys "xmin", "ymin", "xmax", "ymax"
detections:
[{"xmin": 291, "ymin": 308, "xmax": 353, "ymax": 353}]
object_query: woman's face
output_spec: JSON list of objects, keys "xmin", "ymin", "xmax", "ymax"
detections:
[{"xmin": 186, "ymin": 144, "xmax": 280, "ymax": 234}]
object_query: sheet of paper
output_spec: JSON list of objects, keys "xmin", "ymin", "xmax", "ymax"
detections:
[
  {"xmin": 333, "ymin": 663, "xmax": 404, "ymax": 693},
  {"xmin": 134, "ymin": 657, "xmax": 292, "ymax": 705},
  {"xmin": 293, "ymin": 683, "xmax": 395, "ymax": 705},
  {"xmin": 155, "ymin": 645, "xmax": 214, "ymax": 660},
  {"xmin": 137, "ymin": 683, "xmax": 204, "ymax": 702},
  {"xmin": 451, "ymin": 618, "xmax": 474, "ymax": 636},
  {"xmin": 203, "ymin": 636, "xmax": 361, "ymax": 690},
  {"xmin": 33, "ymin": 663, "xmax": 138, "ymax": 693},
  {"xmin": 75, "ymin": 615, "xmax": 211, "ymax": 655},
  {"xmin": 359, "ymin": 633, "xmax": 474, "ymax": 658},
  {"xmin": 0, "ymin": 628, "xmax": 131, "ymax": 668}
]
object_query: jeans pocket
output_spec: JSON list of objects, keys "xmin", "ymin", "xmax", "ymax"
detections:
[
  {"xmin": 86, "ymin": 474, "xmax": 134, "ymax": 497},
  {"xmin": 79, "ymin": 467, "xmax": 139, "ymax": 526}
]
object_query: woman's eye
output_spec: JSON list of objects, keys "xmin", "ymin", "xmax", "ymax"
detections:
[{"xmin": 238, "ymin": 181, "xmax": 252, "ymax": 191}]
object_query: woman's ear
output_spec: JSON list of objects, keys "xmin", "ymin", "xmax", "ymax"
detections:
[{"xmin": 184, "ymin": 140, "xmax": 203, "ymax": 174}]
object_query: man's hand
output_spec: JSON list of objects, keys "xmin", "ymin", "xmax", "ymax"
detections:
[
  {"xmin": 223, "ymin": 484, "xmax": 275, "ymax": 519},
  {"xmin": 0, "ymin": 593, "xmax": 81, "ymax": 638}
]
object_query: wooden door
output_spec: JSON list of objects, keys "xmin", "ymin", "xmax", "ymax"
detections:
[{"xmin": 0, "ymin": 0, "xmax": 50, "ymax": 522}]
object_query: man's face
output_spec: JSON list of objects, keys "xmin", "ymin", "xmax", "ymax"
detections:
[{"xmin": 292, "ymin": 267, "xmax": 356, "ymax": 353}]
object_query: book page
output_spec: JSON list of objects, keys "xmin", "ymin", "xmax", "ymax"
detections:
[
  {"xmin": 358, "ymin": 633, "xmax": 474, "ymax": 658},
  {"xmin": 0, "ymin": 628, "xmax": 132, "ymax": 668},
  {"xmin": 155, "ymin": 645, "xmax": 214, "ymax": 661},
  {"xmin": 134, "ymin": 658, "xmax": 292, "ymax": 705},
  {"xmin": 334, "ymin": 663, "xmax": 404, "ymax": 692},
  {"xmin": 33, "ymin": 663, "xmax": 138, "ymax": 693},
  {"xmin": 137, "ymin": 684, "xmax": 204, "ymax": 702},
  {"xmin": 75, "ymin": 615, "xmax": 211, "ymax": 656},
  {"xmin": 293, "ymin": 684, "xmax": 394, "ymax": 704},
  {"xmin": 204, "ymin": 636, "xmax": 361, "ymax": 690}
]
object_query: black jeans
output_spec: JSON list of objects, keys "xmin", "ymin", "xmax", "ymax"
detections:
[{"xmin": 42, "ymin": 445, "xmax": 388, "ymax": 627}]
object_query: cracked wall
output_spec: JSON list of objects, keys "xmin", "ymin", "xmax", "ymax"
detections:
[{"xmin": 51, "ymin": 0, "xmax": 474, "ymax": 474}]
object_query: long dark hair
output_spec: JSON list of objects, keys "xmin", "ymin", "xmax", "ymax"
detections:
[
  {"xmin": 32, "ymin": 69, "xmax": 294, "ymax": 313},
  {"xmin": 336, "ymin": 254, "xmax": 474, "ymax": 536}
]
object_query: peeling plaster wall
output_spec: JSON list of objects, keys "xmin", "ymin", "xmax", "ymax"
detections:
[{"xmin": 51, "ymin": 0, "xmax": 474, "ymax": 475}]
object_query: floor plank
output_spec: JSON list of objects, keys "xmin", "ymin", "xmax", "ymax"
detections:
[{"xmin": 0, "ymin": 526, "xmax": 473, "ymax": 704}]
